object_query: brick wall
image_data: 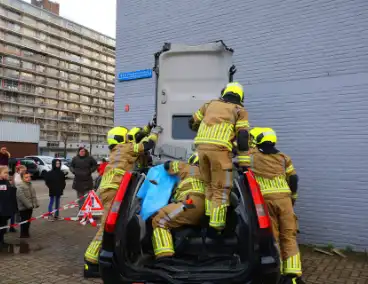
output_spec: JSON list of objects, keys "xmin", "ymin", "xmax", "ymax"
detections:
[{"xmin": 115, "ymin": 0, "xmax": 368, "ymax": 250}]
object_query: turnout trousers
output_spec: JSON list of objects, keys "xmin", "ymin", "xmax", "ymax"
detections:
[
  {"xmin": 264, "ymin": 194, "xmax": 302, "ymax": 276},
  {"xmin": 152, "ymin": 195, "xmax": 205, "ymax": 258},
  {"xmin": 84, "ymin": 188, "xmax": 116, "ymax": 264},
  {"xmin": 197, "ymin": 145, "xmax": 233, "ymax": 230}
]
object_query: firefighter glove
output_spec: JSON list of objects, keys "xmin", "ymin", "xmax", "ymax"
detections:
[{"xmin": 151, "ymin": 125, "xmax": 163, "ymax": 135}]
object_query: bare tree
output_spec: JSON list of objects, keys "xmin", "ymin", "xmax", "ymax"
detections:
[
  {"xmin": 89, "ymin": 133, "xmax": 93, "ymax": 156},
  {"xmin": 61, "ymin": 132, "xmax": 69, "ymax": 158}
]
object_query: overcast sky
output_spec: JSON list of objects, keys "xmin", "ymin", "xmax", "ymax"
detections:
[{"xmin": 24, "ymin": 0, "xmax": 116, "ymax": 38}]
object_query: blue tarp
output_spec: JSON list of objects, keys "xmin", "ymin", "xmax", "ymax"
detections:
[{"xmin": 137, "ymin": 164, "xmax": 179, "ymax": 221}]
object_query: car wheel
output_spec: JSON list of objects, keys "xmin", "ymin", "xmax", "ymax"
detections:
[{"xmin": 41, "ymin": 170, "xmax": 47, "ymax": 179}]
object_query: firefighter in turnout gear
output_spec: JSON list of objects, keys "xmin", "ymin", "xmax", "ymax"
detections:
[
  {"xmin": 151, "ymin": 152, "xmax": 205, "ymax": 259},
  {"xmin": 189, "ymin": 82, "xmax": 250, "ymax": 230},
  {"xmin": 127, "ymin": 126, "xmax": 154, "ymax": 171},
  {"xmin": 237, "ymin": 128, "xmax": 304, "ymax": 284},
  {"xmin": 84, "ymin": 125, "xmax": 163, "ymax": 278}
]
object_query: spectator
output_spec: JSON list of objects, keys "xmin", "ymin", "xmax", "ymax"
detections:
[
  {"xmin": 97, "ymin": 158, "xmax": 108, "ymax": 176},
  {"xmin": 0, "ymin": 147, "xmax": 10, "ymax": 166},
  {"xmin": 14, "ymin": 165, "xmax": 27, "ymax": 187},
  {"xmin": 7, "ymin": 164, "xmax": 25, "ymax": 233},
  {"xmin": 0, "ymin": 166, "xmax": 17, "ymax": 245},
  {"xmin": 16, "ymin": 172, "xmax": 39, "ymax": 238},
  {"xmin": 45, "ymin": 159, "xmax": 66, "ymax": 222},
  {"xmin": 70, "ymin": 147, "xmax": 97, "ymax": 209}
]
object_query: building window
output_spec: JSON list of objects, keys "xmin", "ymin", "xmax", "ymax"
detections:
[
  {"xmin": 7, "ymin": 9, "xmax": 21, "ymax": 21},
  {"xmin": 47, "ymin": 78, "xmax": 58, "ymax": 87},
  {"xmin": 5, "ymin": 69, "xmax": 19, "ymax": 78},
  {"xmin": 80, "ymin": 85, "xmax": 90, "ymax": 94},
  {"xmin": 68, "ymin": 93, "xmax": 80, "ymax": 101},
  {"xmin": 23, "ymin": 16, "xmax": 36, "ymax": 25},
  {"xmin": 59, "ymin": 81, "xmax": 67, "ymax": 89},
  {"xmin": 20, "ymin": 72, "xmax": 34, "ymax": 81},
  {"xmin": 107, "ymin": 66, "xmax": 114, "ymax": 73},
  {"xmin": 48, "ymin": 46, "xmax": 60, "ymax": 56},
  {"xmin": 107, "ymin": 74, "xmax": 115, "ymax": 82},
  {"xmin": 59, "ymin": 71, "xmax": 67, "ymax": 79},
  {"xmin": 48, "ymin": 67, "xmax": 59, "ymax": 76},
  {"xmin": 36, "ymin": 65, "xmax": 46, "ymax": 73},
  {"xmin": 69, "ymin": 63, "xmax": 80, "ymax": 72},
  {"xmin": 82, "ymin": 57, "xmax": 91, "ymax": 65},
  {"xmin": 23, "ymin": 27, "xmax": 36, "ymax": 37},
  {"xmin": 4, "ymin": 57, "xmax": 20, "ymax": 66},
  {"xmin": 7, "ymin": 21, "xmax": 21, "ymax": 32},
  {"xmin": 172, "ymin": 116, "xmax": 197, "ymax": 139},
  {"xmin": 21, "ymin": 83, "xmax": 35, "ymax": 93},
  {"xmin": 69, "ymin": 83, "xmax": 79, "ymax": 91},
  {"xmin": 81, "ymin": 76, "xmax": 91, "ymax": 84},
  {"xmin": 107, "ymin": 57, "xmax": 115, "ymax": 64},
  {"xmin": 22, "ymin": 61, "xmax": 34, "ymax": 70},
  {"xmin": 4, "ymin": 79, "xmax": 19, "ymax": 90},
  {"xmin": 81, "ymin": 67, "xmax": 91, "ymax": 75},
  {"xmin": 35, "ymin": 87, "xmax": 45, "ymax": 95},
  {"xmin": 5, "ymin": 33, "xmax": 21, "ymax": 43}
]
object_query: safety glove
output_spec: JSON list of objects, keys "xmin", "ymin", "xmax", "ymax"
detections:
[{"xmin": 151, "ymin": 125, "xmax": 163, "ymax": 135}]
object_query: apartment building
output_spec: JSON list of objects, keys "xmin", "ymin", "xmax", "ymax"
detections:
[{"xmin": 0, "ymin": 0, "xmax": 115, "ymax": 157}]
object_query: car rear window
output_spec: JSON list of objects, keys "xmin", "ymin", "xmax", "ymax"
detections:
[{"xmin": 172, "ymin": 115, "xmax": 197, "ymax": 140}]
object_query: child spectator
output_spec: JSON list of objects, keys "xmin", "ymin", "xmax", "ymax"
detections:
[
  {"xmin": 16, "ymin": 172, "xmax": 39, "ymax": 238},
  {"xmin": 0, "ymin": 166, "xmax": 17, "ymax": 245},
  {"xmin": 45, "ymin": 159, "xmax": 66, "ymax": 221},
  {"xmin": 14, "ymin": 165, "xmax": 27, "ymax": 187}
]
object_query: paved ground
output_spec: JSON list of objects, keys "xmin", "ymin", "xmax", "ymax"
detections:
[{"xmin": 0, "ymin": 179, "xmax": 367, "ymax": 284}]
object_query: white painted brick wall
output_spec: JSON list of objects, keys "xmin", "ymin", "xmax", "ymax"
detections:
[{"xmin": 115, "ymin": 0, "xmax": 368, "ymax": 250}]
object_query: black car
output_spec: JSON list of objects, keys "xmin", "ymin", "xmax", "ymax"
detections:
[
  {"xmin": 8, "ymin": 158, "xmax": 39, "ymax": 177},
  {"xmin": 98, "ymin": 170, "xmax": 280, "ymax": 284}
]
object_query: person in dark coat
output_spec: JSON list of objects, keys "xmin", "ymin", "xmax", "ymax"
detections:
[
  {"xmin": 45, "ymin": 159, "xmax": 66, "ymax": 221},
  {"xmin": 0, "ymin": 147, "xmax": 11, "ymax": 166},
  {"xmin": 70, "ymin": 147, "xmax": 97, "ymax": 209},
  {"xmin": 0, "ymin": 166, "xmax": 18, "ymax": 245}
]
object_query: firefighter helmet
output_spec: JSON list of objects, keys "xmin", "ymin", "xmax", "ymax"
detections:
[
  {"xmin": 127, "ymin": 127, "xmax": 145, "ymax": 143},
  {"xmin": 107, "ymin": 126, "xmax": 128, "ymax": 146},
  {"xmin": 254, "ymin": 128, "xmax": 277, "ymax": 145},
  {"xmin": 221, "ymin": 82, "xmax": 244, "ymax": 102},
  {"xmin": 249, "ymin": 127, "xmax": 264, "ymax": 148}
]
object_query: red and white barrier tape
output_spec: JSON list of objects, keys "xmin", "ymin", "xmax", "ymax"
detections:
[{"xmin": 0, "ymin": 191, "xmax": 94, "ymax": 231}]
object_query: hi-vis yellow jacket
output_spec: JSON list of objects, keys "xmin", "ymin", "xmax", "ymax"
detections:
[{"xmin": 192, "ymin": 99, "xmax": 249, "ymax": 151}]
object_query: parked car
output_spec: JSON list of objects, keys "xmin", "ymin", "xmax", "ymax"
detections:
[
  {"xmin": 60, "ymin": 158, "xmax": 72, "ymax": 167},
  {"xmin": 8, "ymin": 158, "xmax": 39, "ymax": 177},
  {"xmin": 98, "ymin": 169, "xmax": 280, "ymax": 284},
  {"xmin": 24, "ymin": 156, "xmax": 71, "ymax": 178}
]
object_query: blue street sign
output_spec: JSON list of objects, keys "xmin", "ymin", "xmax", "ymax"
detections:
[{"xmin": 118, "ymin": 69, "xmax": 153, "ymax": 82}]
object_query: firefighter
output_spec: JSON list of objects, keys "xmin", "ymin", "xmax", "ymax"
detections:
[
  {"xmin": 237, "ymin": 128, "xmax": 304, "ymax": 284},
  {"xmin": 84, "ymin": 125, "xmax": 163, "ymax": 278},
  {"xmin": 127, "ymin": 126, "xmax": 153, "ymax": 171},
  {"xmin": 189, "ymin": 82, "xmax": 250, "ymax": 230},
  {"xmin": 151, "ymin": 152, "xmax": 205, "ymax": 259}
]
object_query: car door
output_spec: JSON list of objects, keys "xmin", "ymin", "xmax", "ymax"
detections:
[{"xmin": 153, "ymin": 41, "xmax": 235, "ymax": 160}]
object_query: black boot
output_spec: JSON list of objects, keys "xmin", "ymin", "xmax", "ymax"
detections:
[
  {"xmin": 279, "ymin": 275, "xmax": 305, "ymax": 284},
  {"xmin": 9, "ymin": 227, "xmax": 17, "ymax": 233},
  {"xmin": 83, "ymin": 260, "xmax": 100, "ymax": 278}
]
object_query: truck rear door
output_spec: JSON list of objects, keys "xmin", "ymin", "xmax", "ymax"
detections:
[{"xmin": 154, "ymin": 41, "xmax": 235, "ymax": 160}]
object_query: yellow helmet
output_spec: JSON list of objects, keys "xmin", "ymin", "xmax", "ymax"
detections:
[
  {"xmin": 188, "ymin": 152, "xmax": 199, "ymax": 165},
  {"xmin": 252, "ymin": 127, "xmax": 277, "ymax": 145},
  {"xmin": 107, "ymin": 126, "xmax": 128, "ymax": 146},
  {"xmin": 249, "ymin": 127, "xmax": 264, "ymax": 148},
  {"xmin": 127, "ymin": 127, "xmax": 144, "ymax": 143},
  {"xmin": 221, "ymin": 82, "xmax": 244, "ymax": 102}
]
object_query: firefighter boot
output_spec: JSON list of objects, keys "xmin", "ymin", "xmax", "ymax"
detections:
[
  {"xmin": 83, "ymin": 260, "xmax": 100, "ymax": 278},
  {"xmin": 279, "ymin": 275, "xmax": 305, "ymax": 284}
]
